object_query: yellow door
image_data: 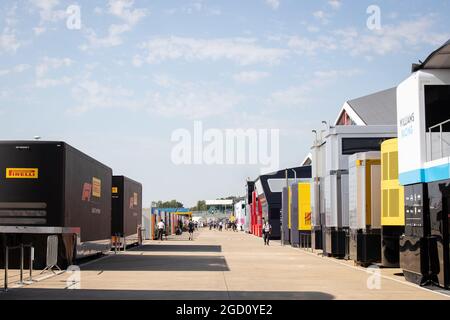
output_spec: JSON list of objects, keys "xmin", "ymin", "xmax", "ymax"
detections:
[{"xmin": 298, "ymin": 183, "xmax": 312, "ymax": 231}]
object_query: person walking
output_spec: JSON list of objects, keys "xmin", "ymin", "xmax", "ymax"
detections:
[
  {"xmin": 188, "ymin": 219, "xmax": 195, "ymax": 241},
  {"xmin": 262, "ymin": 220, "xmax": 272, "ymax": 246},
  {"xmin": 157, "ymin": 220, "xmax": 165, "ymax": 241}
]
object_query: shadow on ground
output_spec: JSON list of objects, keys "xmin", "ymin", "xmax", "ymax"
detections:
[
  {"xmin": 0, "ymin": 288, "xmax": 335, "ymax": 300},
  {"xmin": 135, "ymin": 244, "xmax": 222, "ymax": 253},
  {"xmin": 80, "ymin": 254, "xmax": 229, "ymax": 272}
]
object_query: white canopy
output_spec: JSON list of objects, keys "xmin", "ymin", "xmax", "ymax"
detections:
[{"xmin": 206, "ymin": 200, "xmax": 233, "ymax": 206}]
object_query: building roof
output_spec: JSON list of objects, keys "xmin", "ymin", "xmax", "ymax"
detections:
[
  {"xmin": 301, "ymin": 153, "xmax": 312, "ymax": 166},
  {"xmin": 344, "ymin": 87, "xmax": 397, "ymax": 126},
  {"xmin": 414, "ymin": 38, "xmax": 450, "ymax": 71}
]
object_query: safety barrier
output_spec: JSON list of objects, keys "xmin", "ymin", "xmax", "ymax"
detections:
[
  {"xmin": 2, "ymin": 243, "xmax": 34, "ymax": 292},
  {"xmin": 40, "ymin": 235, "xmax": 61, "ymax": 274},
  {"xmin": 299, "ymin": 233, "xmax": 313, "ymax": 252}
]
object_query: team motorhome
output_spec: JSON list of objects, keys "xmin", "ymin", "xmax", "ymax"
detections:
[{"xmin": 397, "ymin": 39, "xmax": 450, "ymax": 288}]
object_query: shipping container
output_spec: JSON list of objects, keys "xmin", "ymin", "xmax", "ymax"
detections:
[
  {"xmin": 298, "ymin": 182, "xmax": 312, "ymax": 248},
  {"xmin": 112, "ymin": 176, "xmax": 143, "ymax": 248},
  {"xmin": 289, "ymin": 182, "xmax": 312, "ymax": 247},
  {"xmin": 348, "ymin": 151, "xmax": 382, "ymax": 266},
  {"xmin": 0, "ymin": 141, "xmax": 112, "ymax": 269},
  {"xmin": 253, "ymin": 166, "xmax": 311, "ymax": 239},
  {"xmin": 318, "ymin": 126, "xmax": 396, "ymax": 258}
]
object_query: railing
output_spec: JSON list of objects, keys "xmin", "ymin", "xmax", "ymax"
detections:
[
  {"xmin": 299, "ymin": 233, "xmax": 313, "ymax": 252},
  {"xmin": 3, "ymin": 243, "xmax": 34, "ymax": 292},
  {"xmin": 428, "ymin": 119, "xmax": 450, "ymax": 161}
]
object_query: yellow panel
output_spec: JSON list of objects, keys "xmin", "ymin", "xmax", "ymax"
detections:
[
  {"xmin": 389, "ymin": 151, "xmax": 399, "ymax": 180},
  {"xmin": 381, "ymin": 139, "xmax": 405, "ymax": 226},
  {"xmin": 298, "ymin": 183, "xmax": 312, "ymax": 231},
  {"xmin": 382, "ymin": 153, "xmax": 389, "ymax": 181},
  {"xmin": 382, "ymin": 189, "xmax": 389, "ymax": 217}
]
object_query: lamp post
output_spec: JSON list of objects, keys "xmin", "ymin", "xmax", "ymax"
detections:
[{"xmin": 282, "ymin": 169, "xmax": 288, "ymax": 246}]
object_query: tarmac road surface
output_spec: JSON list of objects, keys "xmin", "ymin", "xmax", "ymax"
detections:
[{"xmin": 1, "ymin": 229, "xmax": 449, "ymax": 300}]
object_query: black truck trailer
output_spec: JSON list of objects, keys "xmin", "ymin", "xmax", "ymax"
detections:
[
  {"xmin": 255, "ymin": 166, "xmax": 312, "ymax": 239},
  {"xmin": 0, "ymin": 141, "xmax": 112, "ymax": 269},
  {"xmin": 112, "ymin": 176, "xmax": 143, "ymax": 248}
]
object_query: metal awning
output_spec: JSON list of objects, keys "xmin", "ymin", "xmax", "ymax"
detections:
[{"xmin": 414, "ymin": 39, "xmax": 450, "ymax": 71}]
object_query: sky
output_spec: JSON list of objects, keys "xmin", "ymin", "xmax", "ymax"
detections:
[{"xmin": 1, "ymin": 0, "xmax": 450, "ymax": 208}]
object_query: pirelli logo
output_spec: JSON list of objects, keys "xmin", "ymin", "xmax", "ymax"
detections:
[{"xmin": 6, "ymin": 168, "xmax": 39, "ymax": 179}]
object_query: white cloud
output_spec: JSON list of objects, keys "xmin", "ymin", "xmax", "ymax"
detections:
[
  {"xmin": 138, "ymin": 37, "xmax": 288, "ymax": 65},
  {"xmin": 233, "ymin": 71, "xmax": 270, "ymax": 84},
  {"xmin": 36, "ymin": 57, "xmax": 73, "ymax": 77},
  {"xmin": 165, "ymin": 1, "xmax": 222, "ymax": 16},
  {"xmin": 307, "ymin": 26, "xmax": 320, "ymax": 33},
  {"xmin": 287, "ymin": 35, "xmax": 337, "ymax": 55},
  {"xmin": 35, "ymin": 77, "xmax": 72, "ymax": 88},
  {"xmin": 69, "ymin": 75, "xmax": 239, "ymax": 120},
  {"xmin": 69, "ymin": 79, "xmax": 141, "ymax": 114},
  {"xmin": 81, "ymin": 24, "xmax": 132, "ymax": 50},
  {"xmin": 284, "ymin": 16, "xmax": 449, "ymax": 57},
  {"xmin": 0, "ymin": 64, "xmax": 31, "ymax": 76},
  {"xmin": 313, "ymin": 10, "xmax": 330, "ymax": 24},
  {"xmin": 335, "ymin": 16, "xmax": 450, "ymax": 56},
  {"xmin": 152, "ymin": 74, "xmax": 177, "ymax": 88},
  {"xmin": 147, "ymin": 75, "xmax": 242, "ymax": 119},
  {"xmin": 108, "ymin": 0, "xmax": 147, "ymax": 25},
  {"xmin": 30, "ymin": 0, "xmax": 67, "ymax": 33},
  {"xmin": 147, "ymin": 83, "xmax": 242, "ymax": 119},
  {"xmin": 0, "ymin": 6, "xmax": 22, "ymax": 53},
  {"xmin": 265, "ymin": 0, "xmax": 280, "ymax": 10},
  {"xmin": 81, "ymin": 0, "xmax": 147, "ymax": 51},
  {"xmin": 268, "ymin": 68, "xmax": 362, "ymax": 108},
  {"xmin": 328, "ymin": 0, "xmax": 342, "ymax": 9},
  {"xmin": 0, "ymin": 29, "xmax": 21, "ymax": 53},
  {"xmin": 312, "ymin": 68, "xmax": 362, "ymax": 85},
  {"xmin": 269, "ymin": 85, "xmax": 311, "ymax": 108},
  {"xmin": 35, "ymin": 57, "xmax": 73, "ymax": 88}
]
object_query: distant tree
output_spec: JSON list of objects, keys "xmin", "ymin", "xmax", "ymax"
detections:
[
  {"xmin": 154, "ymin": 200, "xmax": 184, "ymax": 209},
  {"xmin": 191, "ymin": 200, "xmax": 207, "ymax": 211}
]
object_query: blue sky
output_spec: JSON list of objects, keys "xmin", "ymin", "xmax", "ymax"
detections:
[{"xmin": 1, "ymin": 0, "xmax": 449, "ymax": 207}]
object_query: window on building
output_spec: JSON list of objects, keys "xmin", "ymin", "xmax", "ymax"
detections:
[
  {"xmin": 341, "ymin": 138, "xmax": 389, "ymax": 155},
  {"xmin": 425, "ymin": 85, "xmax": 450, "ymax": 160},
  {"xmin": 425, "ymin": 85, "xmax": 450, "ymax": 131}
]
